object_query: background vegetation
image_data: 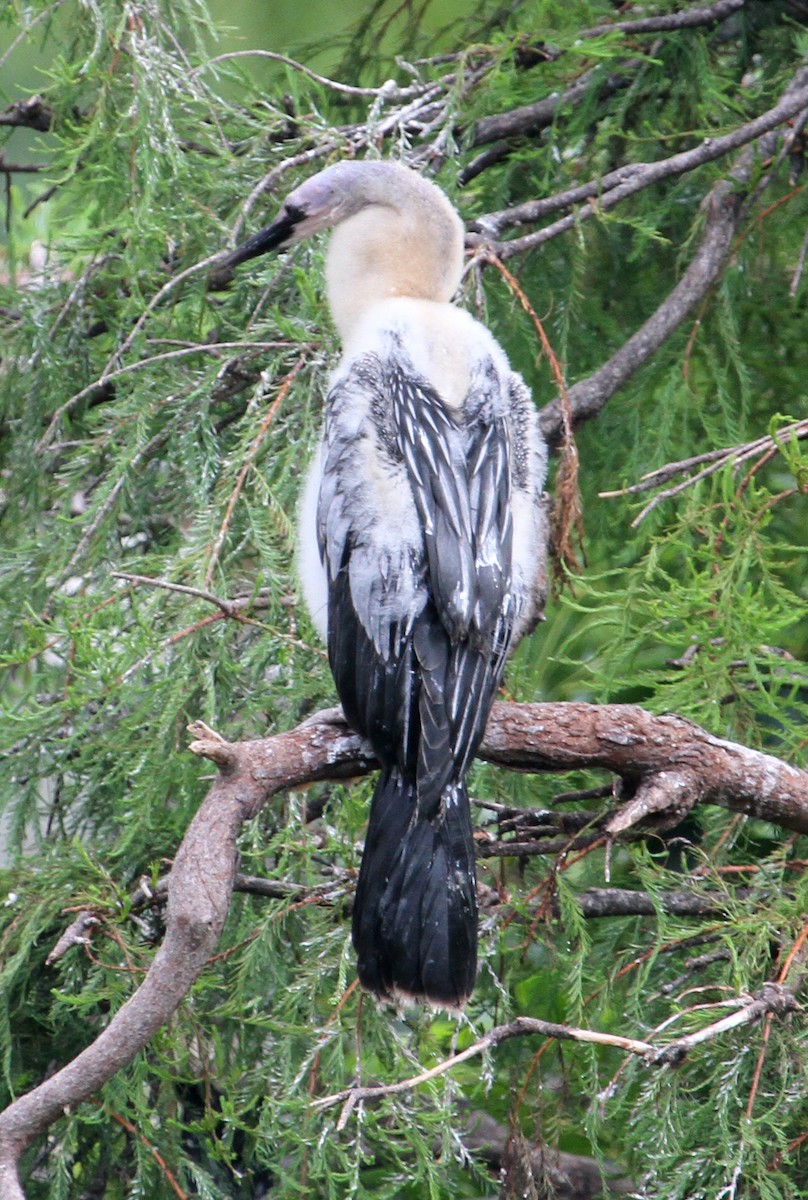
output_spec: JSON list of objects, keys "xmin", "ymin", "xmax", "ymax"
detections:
[{"xmin": 1, "ymin": 0, "xmax": 807, "ymax": 1196}]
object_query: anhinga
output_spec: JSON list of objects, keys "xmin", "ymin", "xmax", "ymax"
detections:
[{"xmin": 220, "ymin": 160, "xmax": 547, "ymax": 1008}]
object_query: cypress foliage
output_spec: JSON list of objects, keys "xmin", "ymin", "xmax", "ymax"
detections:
[{"xmin": 2, "ymin": 1, "xmax": 807, "ymax": 1196}]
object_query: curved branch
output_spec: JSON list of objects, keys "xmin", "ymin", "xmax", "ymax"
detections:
[
  {"xmin": 536, "ymin": 65, "xmax": 808, "ymax": 443},
  {"xmin": 312, "ymin": 982, "xmax": 797, "ymax": 1114},
  {"xmin": 471, "ymin": 75, "xmax": 808, "ymax": 242},
  {"xmin": 1, "ymin": 701, "xmax": 806, "ymax": 1195}
]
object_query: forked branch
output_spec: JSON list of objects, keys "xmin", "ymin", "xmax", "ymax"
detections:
[{"xmin": 1, "ymin": 701, "xmax": 806, "ymax": 1198}]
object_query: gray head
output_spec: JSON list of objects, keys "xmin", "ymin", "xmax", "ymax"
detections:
[{"xmin": 218, "ymin": 161, "xmax": 466, "ymax": 330}]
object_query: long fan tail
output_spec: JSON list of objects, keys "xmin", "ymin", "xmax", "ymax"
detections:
[{"xmin": 352, "ymin": 766, "xmax": 477, "ymax": 1009}]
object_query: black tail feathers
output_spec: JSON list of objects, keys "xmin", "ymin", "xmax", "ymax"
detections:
[{"xmin": 352, "ymin": 767, "xmax": 478, "ymax": 1009}]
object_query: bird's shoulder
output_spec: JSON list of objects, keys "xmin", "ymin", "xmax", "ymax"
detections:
[{"xmin": 332, "ymin": 296, "xmax": 517, "ymax": 420}]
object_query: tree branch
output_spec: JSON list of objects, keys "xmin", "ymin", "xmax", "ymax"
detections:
[
  {"xmin": 535, "ymin": 65, "xmax": 808, "ymax": 443},
  {"xmin": 312, "ymin": 982, "xmax": 798, "ymax": 1115},
  {"xmin": 599, "ymin": 416, "xmax": 808, "ymax": 524},
  {"xmin": 1, "ymin": 698, "xmax": 806, "ymax": 1194},
  {"xmin": 313, "ymin": 1016, "xmax": 659, "ymax": 1119},
  {"xmin": 481, "ymin": 702, "xmax": 808, "ymax": 833},
  {"xmin": 580, "ymin": 0, "xmax": 744, "ymax": 38},
  {"xmin": 461, "ymin": 1, "xmax": 745, "ymax": 182},
  {"xmin": 0, "ymin": 157, "xmax": 45, "ymax": 175},
  {"xmin": 467, "ymin": 62, "xmax": 635, "ymax": 153},
  {"xmin": 0, "ymin": 712, "xmax": 374, "ymax": 1197}
]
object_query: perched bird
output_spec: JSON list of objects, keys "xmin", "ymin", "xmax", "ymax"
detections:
[{"xmin": 221, "ymin": 160, "xmax": 548, "ymax": 1009}]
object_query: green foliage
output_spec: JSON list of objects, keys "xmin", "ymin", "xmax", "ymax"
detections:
[{"xmin": 2, "ymin": 0, "xmax": 808, "ymax": 1196}]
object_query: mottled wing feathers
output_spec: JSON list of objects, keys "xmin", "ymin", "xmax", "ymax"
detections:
[
  {"xmin": 390, "ymin": 367, "xmax": 476, "ymax": 641},
  {"xmin": 318, "ymin": 346, "xmax": 516, "ymax": 798}
]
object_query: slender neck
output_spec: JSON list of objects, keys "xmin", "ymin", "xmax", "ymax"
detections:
[{"xmin": 324, "ymin": 199, "xmax": 464, "ymax": 341}]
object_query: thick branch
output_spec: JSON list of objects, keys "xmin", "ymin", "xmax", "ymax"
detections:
[
  {"xmin": 1, "ymin": 701, "xmax": 805, "ymax": 1196},
  {"xmin": 481, "ymin": 702, "xmax": 808, "ymax": 833},
  {"xmin": 191, "ymin": 701, "xmax": 808, "ymax": 835},
  {"xmin": 461, "ymin": 1108, "xmax": 634, "ymax": 1198},
  {"xmin": 0, "ymin": 713, "xmax": 369, "ymax": 1196}
]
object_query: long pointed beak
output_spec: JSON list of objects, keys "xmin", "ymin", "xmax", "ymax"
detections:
[
  {"xmin": 209, "ymin": 206, "xmax": 304, "ymax": 289},
  {"xmin": 219, "ymin": 208, "xmax": 302, "ymax": 270}
]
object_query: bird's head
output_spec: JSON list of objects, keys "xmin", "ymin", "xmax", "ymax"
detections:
[{"xmin": 215, "ymin": 160, "xmax": 466, "ymax": 336}]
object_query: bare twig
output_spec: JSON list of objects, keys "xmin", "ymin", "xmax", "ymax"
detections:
[
  {"xmin": 0, "ymin": 158, "xmax": 45, "ymax": 174},
  {"xmin": 199, "ymin": 50, "xmax": 433, "ymax": 100},
  {"xmin": 313, "ymin": 981, "xmax": 797, "ymax": 1114},
  {"xmin": 652, "ymin": 982, "xmax": 798, "ymax": 1065},
  {"xmin": 112, "ymin": 571, "xmax": 247, "ymax": 618},
  {"xmin": 312, "ymin": 1015, "xmax": 658, "ymax": 1114},
  {"xmin": 789, "ymin": 223, "xmax": 808, "ymax": 298},
  {"xmin": 599, "ymin": 417, "xmax": 808, "ymax": 524}
]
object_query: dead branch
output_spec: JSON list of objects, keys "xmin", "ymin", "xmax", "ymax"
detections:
[
  {"xmin": 45, "ymin": 911, "xmax": 101, "ymax": 965},
  {"xmin": 134, "ymin": 869, "xmax": 735, "ymax": 923},
  {"xmin": 652, "ymin": 982, "xmax": 799, "ymax": 1066},
  {"xmin": 574, "ymin": 887, "xmax": 732, "ymax": 920},
  {"xmin": 313, "ymin": 1016, "xmax": 659, "ymax": 1119},
  {"xmin": 0, "ymin": 158, "xmax": 45, "ymax": 175},
  {"xmin": 0, "ymin": 712, "xmax": 373, "ymax": 1198},
  {"xmin": 313, "ymin": 982, "xmax": 798, "ymax": 1116}
]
